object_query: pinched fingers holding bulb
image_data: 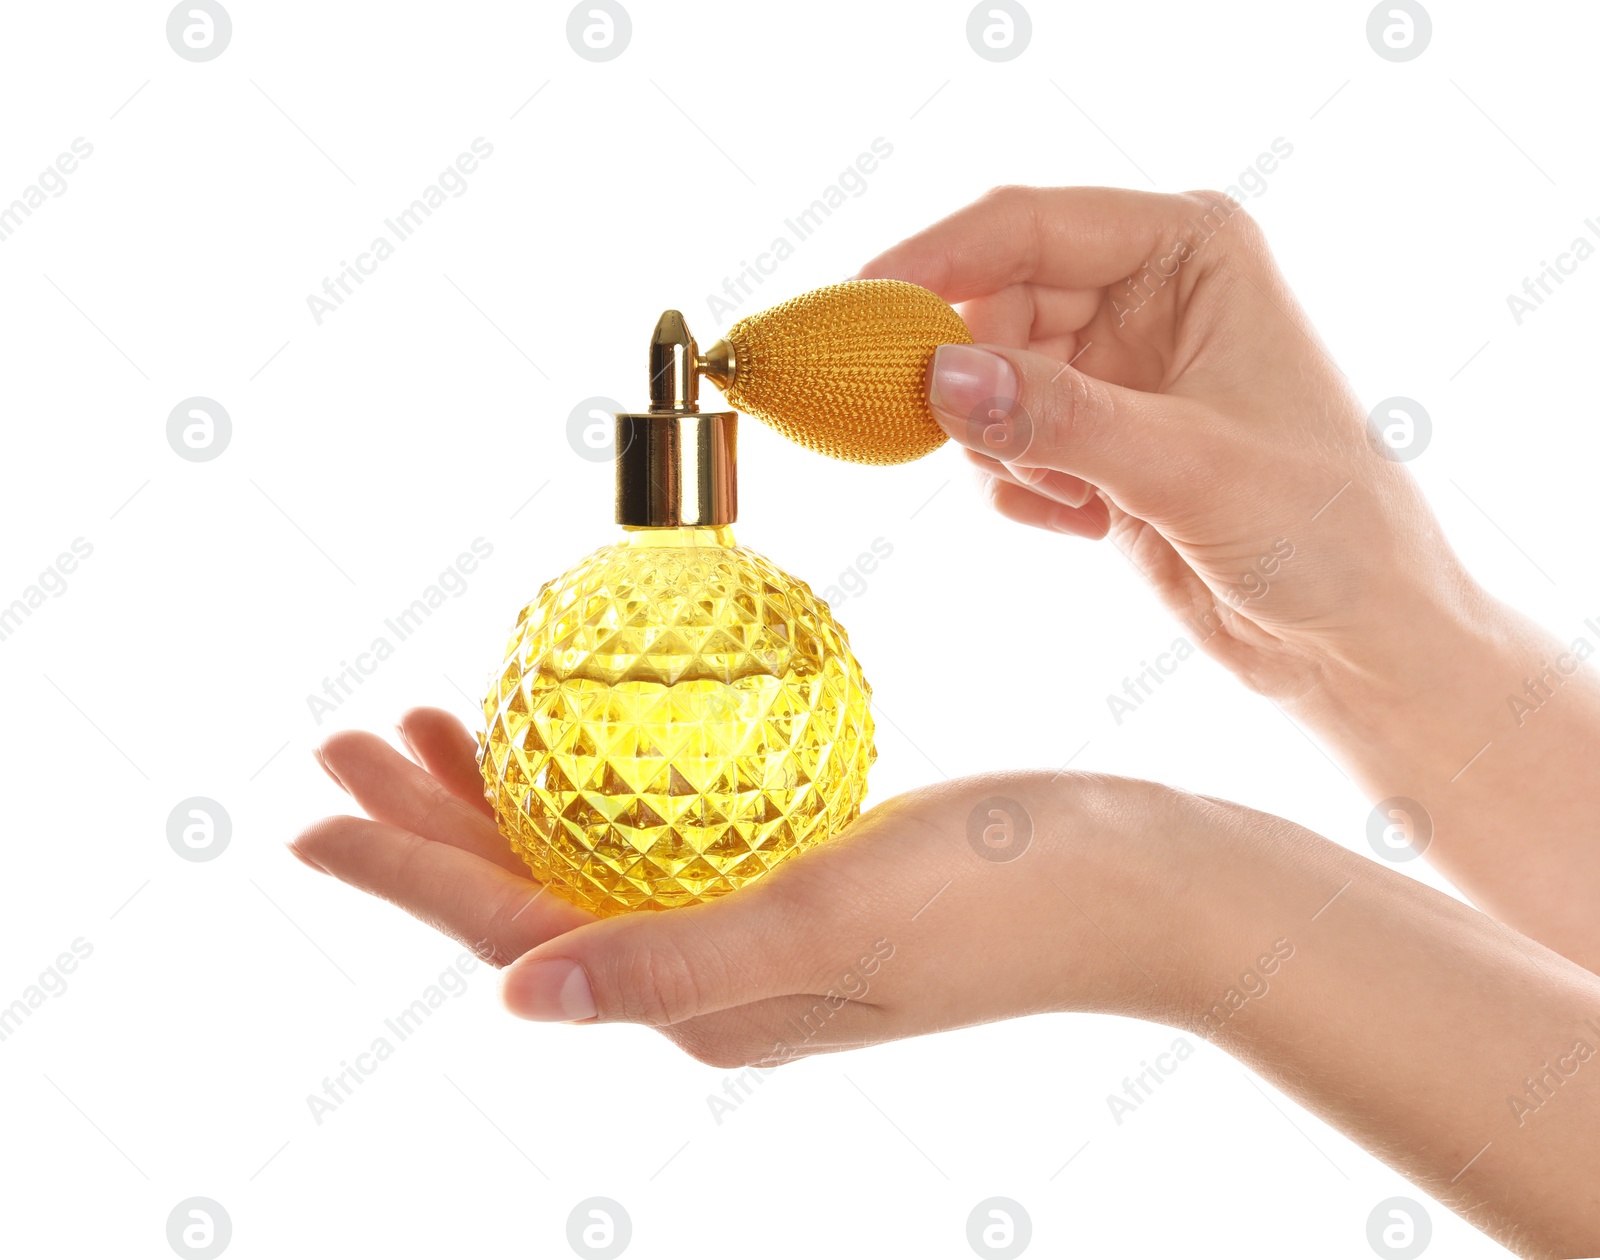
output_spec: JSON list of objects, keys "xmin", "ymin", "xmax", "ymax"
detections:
[
  {"xmin": 861, "ymin": 184, "xmax": 1256, "ymax": 537},
  {"xmin": 924, "ymin": 340, "xmax": 1202, "ymax": 539},
  {"xmin": 866, "ymin": 185, "xmax": 1470, "ymax": 706}
]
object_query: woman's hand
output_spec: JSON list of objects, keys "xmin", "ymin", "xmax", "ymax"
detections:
[
  {"xmin": 863, "ymin": 184, "xmax": 1465, "ymax": 703},
  {"xmin": 291, "ymin": 710, "xmax": 1209, "ymax": 1062},
  {"xmin": 863, "ymin": 186, "xmax": 1600, "ymax": 970},
  {"xmin": 293, "ymin": 706, "xmax": 1600, "ymax": 1256}
]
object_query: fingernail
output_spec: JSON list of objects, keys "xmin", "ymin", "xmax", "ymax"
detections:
[
  {"xmin": 928, "ymin": 345, "xmax": 1018, "ymax": 434},
  {"xmin": 394, "ymin": 723, "xmax": 417, "ymax": 758},
  {"xmin": 1005, "ymin": 461, "xmax": 1048, "ymax": 486},
  {"xmin": 1046, "ymin": 505, "xmax": 1097, "ymax": 537},
  {"xmin": 503, "ymin": 960, "xmax": 597, "ymax": 1022},
  {"xmin": 312, "ymin": 748, "xmax": 346, "ymax": 792},
  {"xmin": 1036, "ymin": 472, "xmax": 1097, "ymax": 509},
  {"xmin": 1057, "ymin": 480, "xmax": 1097, "ymax": 509}
]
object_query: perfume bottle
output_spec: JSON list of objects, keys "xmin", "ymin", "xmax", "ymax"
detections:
[
  {"xmin": 479, "ymin": 312, "xmax": 880, "ymax": 916},
  {"xmin": 479, "ymin": 282, "xmax": 970, "ymax": 917}
]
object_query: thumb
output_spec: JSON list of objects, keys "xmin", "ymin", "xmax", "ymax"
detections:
[
  {"xmin": 927, "ymin": 343, "xmax": 1206, "ymax": 509},
  {"xmin": 499, "ymin": 889, "xmax": 810, "ymax": 1027}
]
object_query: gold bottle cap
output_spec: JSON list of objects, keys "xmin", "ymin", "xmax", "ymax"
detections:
[{"xmin": 614, "ymin": 311, "xmax": 737, "ymax": 528}]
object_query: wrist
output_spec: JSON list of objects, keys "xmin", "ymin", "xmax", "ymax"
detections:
[
  {"xmin": 1277, "ymin": 573, "xmax": 1600, "ymax": 965},
  {"xmin": 1042, "ymin": 779, "xmax": 1307, "ymax": 1033},
  {"xmin": 1285, "ymin": 569, "xmax": 1513, "ymax": 767}
]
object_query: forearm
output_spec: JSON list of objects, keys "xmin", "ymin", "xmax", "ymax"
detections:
[
  {"xmin": 1165, "ymin": 807, "xmax": 1600, "ymax": 1257},
  {"xmin": 1287, "ymin": 582, "xmax": 1600, "ymax": 971}
]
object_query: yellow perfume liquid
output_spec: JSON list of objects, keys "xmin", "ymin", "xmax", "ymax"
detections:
[
  {"xmin": 480, "ymin": 524, "xmax": 875, "ymax": 916},
  {"xmin": 477, "ymin": 300, "xmax": 906, "ymax": 917}
]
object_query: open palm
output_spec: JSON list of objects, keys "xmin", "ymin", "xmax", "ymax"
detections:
[{"xmin": 291, "ymin": 707, "xmax": 1191, "ymax": 1066}]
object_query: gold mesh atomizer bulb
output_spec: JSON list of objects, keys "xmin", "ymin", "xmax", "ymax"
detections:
[
  {"xmin": 479, "ymin": 281, "xmax": 970, "ymax": 916},
  {"xmin": 701, "ymin": 278, "xmax": 973, "ymax": 463}
]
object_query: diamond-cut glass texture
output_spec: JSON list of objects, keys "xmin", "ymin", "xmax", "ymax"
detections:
[{"xmin": 479, "ymin": 527, "xmax": 875, "ymax": 917}]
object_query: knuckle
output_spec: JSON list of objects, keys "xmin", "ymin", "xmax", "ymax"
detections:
[
  {"xmin": 463, "ymin": 929, "xmax": 519, "ymax": 970},
  {"xmin": 749, "ymin": 859, "xmax": 829, "ymax": 936},
  {"xmin": 413, "ymin": 776, "xmax": 472, "ymax": 841},
  {"xmin": 476, "ymin": 893, "xmax": 539, "ymax": 968},
  {"xmin": 386, "ymin": 827, "xmax": 434, "ymax": 891},
  {"xmin": 1184, "ymin": 188, "xmax": 1236, "ymax": 213},
  {"xmin": 1182, "ymin": 189, "xmax": 1266, "ymax": 252},
  {"xmin": 1226, "ymin": 211, "xmax": 1267, "ymax": 254},
  {"xmin": 613, "ymin": 938, "xmax": 707, "ymax": 1027},
  {"xmin": 1033, "ymin": 364, "xmax": 1103, "ymax": 457},
  {"xmin": 981, "ymin": 182, "xmax": 1029, "ymax": 205}
]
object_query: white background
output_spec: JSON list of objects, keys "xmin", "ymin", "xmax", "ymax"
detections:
[{"xmin": 1, "ymin": 1, "xmax": 1596, "ymax": 1257}]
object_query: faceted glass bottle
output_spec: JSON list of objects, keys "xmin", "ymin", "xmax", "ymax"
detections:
[{"xmin": 480, "ymin": 524, "xmax": 875, "ymax": 917}]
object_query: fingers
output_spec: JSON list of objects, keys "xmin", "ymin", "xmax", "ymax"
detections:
[
  {"xmin": 318, "ymin": 728, "xmax": 525, "ymax": 874},
  {"xmin": 928, "ymin": 341, "xmax": 1213, "ymax": 516},
  {"xmin": 956, "ymin": 282, "xmax": 1101, "ymax": 347},
  {"xmin": 497, "ymin": 793, "xmax": 945, "ymax": 1029},
  {"xmin": 857, "ymin": 185, "xmax": 1236, "ymax": 303},
  {"xmin": 496, "ymin": 773, "xmax": 1134, "ymax": 1061},
  {"xmin": 966, "ymin": 448, "xmax": 1096, "ymax": 509},
  {"xmin": 1102, "ymin": 507, "xmax": 1268, "ymax": 682},
  {"xmin": 291, "ymin": 815, "xmax": 591, "ymax": 963},
  {"xmin": 979, "ymin": 473, "xmax": 1111, "ymax": 539},
  {"xmin": 396, "ymin": 706, "xmax": 494, "ymax": 818},
  {"xmin": 499, "ymin": 880, "xmax": 823, "ymax": 1027}
]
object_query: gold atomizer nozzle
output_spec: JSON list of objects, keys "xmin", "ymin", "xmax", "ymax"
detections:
[
  {"xmin": 699, "ymin": 279, "xmax": 973, "ymax": 465},
  {"xmin": 697, "ymin": 336, "xmax": 736, "ymax": 393},
  {"xmin": 649, "ymin": 308, "xmax": 700, "ymax": 412},
  {"xmin": 615, "ymin": 310, "xmax": 737, "ymax": 529}
]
